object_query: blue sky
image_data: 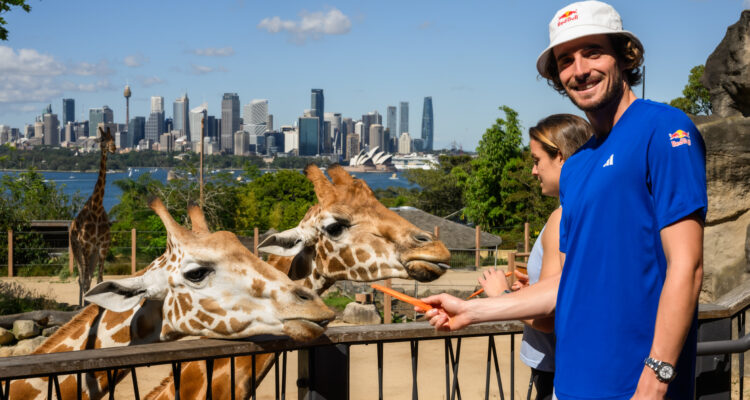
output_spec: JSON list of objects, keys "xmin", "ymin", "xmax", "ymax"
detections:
[{"xmin": 1, "ymin": 0, "xmax": 747, "ymax": 150}]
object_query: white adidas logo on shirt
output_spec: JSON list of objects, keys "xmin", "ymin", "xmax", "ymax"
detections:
[{"xmin": 602, "ymin": 154, "xmax": 614, "ymax": 167}]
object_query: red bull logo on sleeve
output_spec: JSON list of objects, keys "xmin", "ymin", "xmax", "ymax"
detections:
[
  {"xmin": 668, "ymin": 129, "xmax": 691, "ymax": 147},
  {"xmin": 558, "ymin": 10, "xmax": 578, "ymax": 26}
]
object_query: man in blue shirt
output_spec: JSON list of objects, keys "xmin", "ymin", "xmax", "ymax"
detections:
[{"xmin": 422, "ymin": 1, "xmax": 706, "ymax": 399}]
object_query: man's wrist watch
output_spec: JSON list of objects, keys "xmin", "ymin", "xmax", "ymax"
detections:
[{"xmin": 644, "ymin": 357, "xmax": 676, "ymax": 383}]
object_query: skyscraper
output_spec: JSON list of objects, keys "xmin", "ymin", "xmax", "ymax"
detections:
[
  {"xmin": 421, "ymin": 96, "xmax": 433, "ymax": 151},
  {"xmin": 129, "ymin": 116, "xmax": 145, "ymax": 148},
  {"xmin": 399, "ymin": 102, "xmax": 409, "ymax": 135},
  {"xmin": 387, "ymin": 106, "xmax": 397, "ymax": 139},
  {"xmin": 243, "ymin": 99, "xmax": 268, "ymax": 136},
  {"xmin": 62, "ymin": 99, "xmax": 75, "ymax": 127},
  {"xmin": 43, "ymin": 113, "xmax": 59, "ymax": 146},
  {"xmin": 189, "ymin": 103, "xmax": 208, "ymax": 143},
  {"xmin": 325, "ymin": 112, "xmax": 342, "ymax": 154},
  {"xmin": 310, "ymin": 89, "xmax": 324, "ymax": 153},
  {"xmin": 361, "ymin": 111, "xmax": 382, "ymax": 148},
  {"xmin": 369, "ymin": 124, "xmax": 384, "ymax": 150},
  {"xmin": 151, "ymin": 96, "xmax": 164, "ymax": 113},
  {"xmin": 221, "ymin": 93, "xmax": 240, "ymax": 153},
  {"xmin": 88, "ymin": 106, "xmax": 112, "ymax": 138},
  {"xmin": 173, "ymin": 93, "xmax": 190, "ymax": 140},
  {"xmin": 298, "ymin": 116, "xmax": 319, "ymax": 156}
]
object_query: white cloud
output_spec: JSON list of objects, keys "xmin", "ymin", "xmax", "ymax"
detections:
[
  {"xmin": 191, "ymin": 47, "xmax": 235, "ymax": 57},
  {"xmin": 0, "ymin": 46, "xmax": 64, "ymax": 76},
  {"xmin": 189, "ymin": 64, "xmax": 227, "ymax": 75},
  {"xmin": 68, "ymin": 60, "xmax": 113, "ymax": 76},
  {"xmin": 0, "ymin": 46, "xmax": 115, "ymax": 106},
  {"xmin": 124, "ymin": 54, "xmax": 148, "ymax": 67},
  {"xmin": 258, "ymin": 8, "xmax": 351, "ymax": 43},
  {"xmin": 138, "ymin": 75, "xmax": 165, "ymax": 87}
]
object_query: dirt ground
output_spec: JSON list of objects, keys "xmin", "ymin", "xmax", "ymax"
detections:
[{"xmin": 1, "ymin": 272, "xmax": 533, "ymax": 399}]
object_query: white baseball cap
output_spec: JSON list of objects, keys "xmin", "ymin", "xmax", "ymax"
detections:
[{"xmin": 536, "ymin": 1, "xmax": 643, "ymax": 78}]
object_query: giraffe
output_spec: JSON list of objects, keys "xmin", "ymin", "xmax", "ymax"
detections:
[
  {"xmin": 8, "ymin": 197, "xmax": 334, "ymax": 400},
  {"xmin": 145, "ymin": 164, "xmax": 452, "ymax": 399},
  {"xmin": 69, "ymin": 126, "xmax": 116, "ymax": 305}
]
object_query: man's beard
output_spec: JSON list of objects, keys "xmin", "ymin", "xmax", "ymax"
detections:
[{"xmin": 568, "ymin": 68, "xmax": 625, "ymax": 113}]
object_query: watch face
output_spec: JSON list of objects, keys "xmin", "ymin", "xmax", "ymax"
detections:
[{"xmin": 659, "ymin": 365, "xmax": 674, "ymax": 379}]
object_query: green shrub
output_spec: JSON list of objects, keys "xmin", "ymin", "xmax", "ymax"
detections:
[{"xmin": 0, "ymin": 281, "xmax": 74, "ymax": 315}]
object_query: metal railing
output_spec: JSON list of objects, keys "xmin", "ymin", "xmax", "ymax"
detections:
[{"xmin": 1, "ymin": 276, "xmax": 750, "ymax": 400}]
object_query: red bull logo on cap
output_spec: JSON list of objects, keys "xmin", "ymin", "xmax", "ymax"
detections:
[
  {"xmin": 669, "ymin": 129, "xmax": 691, "ymax": 147},
  {"xmin": 558, "ymin": 10, "xmax": 578, "ymax": 26}
]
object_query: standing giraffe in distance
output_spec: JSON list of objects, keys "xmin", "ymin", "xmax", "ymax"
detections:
[
  {"xmin": 145, "ymin": 164, "xmax": 452, "ymax": 399},
  {"xmin": 8, "ymin": 198, "xmax": 334, "ymax": 400},
  {"xmin": 69, "ymin": 126, "xmax": 116, "ymax": 305}
]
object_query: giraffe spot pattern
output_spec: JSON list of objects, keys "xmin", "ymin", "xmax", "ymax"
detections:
[
  {"xmin": 195, "ymin": 310, "xmax": 215, "ymax": 326},
  {"xmin": 111, "ymin": 325, "xmax": 130, "ymax": 343},
  {"xmin": 356, "ymin": 249, "xmax": 370, "ymax": 263},
  {"xmin": 101, "ymin": 309, "xmax": 134, "ymax": 331},
  {"xmin": 340, "ymin": 247, "xmax": 356, "ymax": 267},
  {"xmin": 328, "ymin": 257, "xmax": 345, "ymax": 273},
  {"xmin": 251, "ymin": 279, "xmax": 266, "ymax": 297},
  {"xmin": 324, "ymin": 240, "xmax": 334, "ymax": 253},
  {"xmin": 199, "ymin": 298, "xmax": 227, "ymax": 316},
  {"xmin": 177, "ymin": 293, "xmax": 193, "ymax": 316},
  {"xmin": 229, "ymin": 317, "xmax": 245, "ymax": 333}
]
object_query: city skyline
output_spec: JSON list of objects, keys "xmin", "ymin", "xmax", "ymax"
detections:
[{"xmin": 0, "ymin": 1, "xmax": 746, "ymax": 150}]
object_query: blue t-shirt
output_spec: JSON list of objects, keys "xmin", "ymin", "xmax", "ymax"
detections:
[{"xmin": 555, "ymin": 100, "xmax": 707, "ymax": 399}]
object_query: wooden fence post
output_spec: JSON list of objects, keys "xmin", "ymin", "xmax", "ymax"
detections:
[
  {"xmin": 433, "ymin": 226, "xmax": 440, "ymax": 239},
  {"xmin": 253, "ymin": 227, "xmax": 259, "ymax": 256},
  {"xmin": 383, "ymin": 279, "xmax": 392, "ymax": 324},
  {"xmin": 7, "ymin": 230, "xmax": 12, "ymax": 278},
  {"xmin": 475, "ymin": 225, "xmax": 481, "ymax": 269},
  {"xmin": 508, "ymin": 251, "xmax": 516, "ymax": 285},
  {"xmin": 68, "ymin": 234, "xmax": 74, "ymax": 275},
  {"xmin": 131, "ymin": 228, "xmax": 137, "ymax": 275},
  {"xmin": 524, "ymin": 222, "xmax": 530, "ymax": 253}
]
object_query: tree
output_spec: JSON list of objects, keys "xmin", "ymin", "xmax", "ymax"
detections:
[
  {"xmin": 463, "ymin": 106, "xmax": 523, "ymax": 231},
  {"xmin": 0, "ymin": 0, "xmax": 30, "ymax": 41},
  {"xmin": 669, "ymin": 65, "xmax": 712, "ymax": 115},
  {"xmin": 497, "ymin": 150, "xmax": 558, "ymax": 243},
  {"xmin": 234, "ymin": 170, "xmax": 316, "ymax": 232}
]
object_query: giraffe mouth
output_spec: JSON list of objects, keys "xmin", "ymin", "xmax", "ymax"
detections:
[
  {"xmin": 283, "ymin": 318, "xmax": 330, "ymax": 341},
  {"xmin": 404, "ymin": 260, "xmax": 450, "ymax": 282}
]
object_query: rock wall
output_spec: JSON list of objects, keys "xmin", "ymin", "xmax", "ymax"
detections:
[
  {"xmin": 702, "ymin": 10, "xmax": 750, "ymax": 118},
  {"xmin": 694, "ymin": 115, "xmax": 750, "ymax": 301}
]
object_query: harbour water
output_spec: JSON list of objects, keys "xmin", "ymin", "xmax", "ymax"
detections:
[{"xmin": 0, "ymin": 168, "xmax": 418, "ymax": 212}]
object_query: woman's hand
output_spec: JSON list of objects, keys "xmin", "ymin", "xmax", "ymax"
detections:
[
  {"xmin": 478, "ymin": 267, "xmax": 511, "ymax": 297},
  {"xmin": 511, "ymin": 270, "xmax": 530, "ymax": 291}
]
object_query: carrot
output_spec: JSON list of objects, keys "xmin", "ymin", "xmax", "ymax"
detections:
[{"xmin": 371, "ymin": 284, "xmax": 433, "ymax": 312}]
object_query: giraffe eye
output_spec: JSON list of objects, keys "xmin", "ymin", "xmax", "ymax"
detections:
[
  {"xmin": 324, "ymin": 222, "xmax": 345, "ymax": 237},
  {"xmin": 184, "ymin": 267, "xmax": 213, "ymax": 283}
]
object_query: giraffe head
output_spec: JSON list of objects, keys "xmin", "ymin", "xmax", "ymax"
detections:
[
  {"xmin": 97, "ymin": 126, "xmax": 116, "ymax": 154},
  {"xmin": 84, "ymin": 198, "xmax": 334, "ymax": 341},
  {"xmin": 259, "ymin": 164, "xmax": 451, "ymax": 290}
]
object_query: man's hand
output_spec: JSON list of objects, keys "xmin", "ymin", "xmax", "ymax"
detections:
[
  {"xmin": 631, "ymin": 366, "xmax": 668, "ymax": 399},
  {"xmin": 511, "ymin": 270, "xmax": 530, "ymax": 291},
  {"xmin": 419, "ymin": 293, "xmax": 473, "ymax": 331}
]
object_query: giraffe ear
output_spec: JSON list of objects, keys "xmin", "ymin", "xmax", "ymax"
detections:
[
  {"xmin": 84, "ymin": 274, "xmax": 167, "ymax": 312},
  {"xmin": 258, "ymin": 227, "xmax": 307, "ymax": 257}
]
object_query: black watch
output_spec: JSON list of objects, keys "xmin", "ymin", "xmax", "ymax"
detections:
[{"xmin": 644, "ymin": 357, "xmax": 676, "ymax": 383}]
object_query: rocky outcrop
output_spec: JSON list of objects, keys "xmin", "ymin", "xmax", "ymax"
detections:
[
  {"xmin": 342, "ymin": 302, "xmax": 381, "ymax": 325},
  {"xmin": 693, "ymin": 115, "xmax": 750, "ymax": 300},
  {"xmin": 702, "ymin": 10, "xmax": 750, "ymax": 117}
]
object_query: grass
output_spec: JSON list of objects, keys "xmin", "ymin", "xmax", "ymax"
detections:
[
  {"xmin": 0, "ymin": 281, "xmax": 76, "ymax": 315},
  {"xmin": 323, "ymin": 291, "xmax": 354, "ymax": 311}
]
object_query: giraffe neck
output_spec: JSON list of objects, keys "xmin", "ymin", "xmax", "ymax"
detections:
[
  {"xmin": 90, "ymin": 149, "xmax": 108, "ymax": 208},
  {"xmin": 10, "ymin": 301, "xmax": 164, "ymax": 400}
]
